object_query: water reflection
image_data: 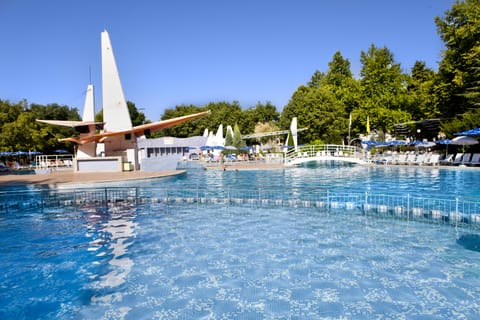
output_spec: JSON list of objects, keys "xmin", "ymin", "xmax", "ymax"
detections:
[{"xmin": 83, "ymin": 202, "xmax": 138, "ymax": 292}]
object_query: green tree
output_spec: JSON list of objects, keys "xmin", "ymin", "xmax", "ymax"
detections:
[
  {"xmin": 157, "ymin": 104, "xmax": 206, "ymax": 137},
  {"xmin": 405, "ymin": 61, "xmax": 437, "ymax": 119},
  {"xmin": 281, "ymin": 85, "xmax": 346, "ymax": 144},
  {"xmin": 435, "ymin": 0, "xmax": 480, "ymax": 117},
  {"xmin": 323, "ymin": 51, "xmax": 361, "ymax": 140},
  {"xmin": 0, "ymin": 101, "xmax": 82, "ymax": 154},
  {"xmin": 324, "ymin": 51, "xmax": 353, "ymax": 87},
  {"xmin": 241, "ymin": 101, "xmax": 279, "ymax": 137},
  {"xmin": 359, "ymin": 44, "xmax": 411, "ymax": 133},
  {"xmin": 307, "ymin": 70, "xmax": 325, "ymax": 88},
  {"xmin": 224, "ymin": 126, "xmax": 234, "ymax": 147},
  {"xmin": 232, "ymin": 123, "xmax": 245, "ymax": 149},
  {"xmin": 127, "ymin": 101, "xmax": 147, "ymax": 126},
  {"xmin": 158, "ymin": 102, "xmax": 243, "ymax": 138}
]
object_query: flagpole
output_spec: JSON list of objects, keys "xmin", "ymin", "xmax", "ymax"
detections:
[{"xmin": 348, "ymin": 113, "xmax": 351, "ymax": 144}]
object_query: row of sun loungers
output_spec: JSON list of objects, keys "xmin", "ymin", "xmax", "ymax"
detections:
[
  {"xmin": 443, "ymin": 153, "xmax": 480, "ymax": 166},
  {"xmin": 371, "ymin": 152, "xmax": 480, "ymax": 166}
]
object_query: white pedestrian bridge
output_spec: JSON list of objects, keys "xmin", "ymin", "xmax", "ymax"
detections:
[{"xmin": 284, "ymin": 144, "xmax": 367, "ymax": 166}]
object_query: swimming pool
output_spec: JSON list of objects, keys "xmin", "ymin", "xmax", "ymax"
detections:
[{"xmin": 1, "ymin": 163, "xmax": 480, "ymax": 319}]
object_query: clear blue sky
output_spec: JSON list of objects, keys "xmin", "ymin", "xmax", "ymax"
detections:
[{"xmin": 0, "ymin": 0, "xmax": 455, "ymax": 121}]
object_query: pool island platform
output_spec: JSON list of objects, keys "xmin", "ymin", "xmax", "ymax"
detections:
[{"xmin": 0, "ymin": 170, "xmax": 186, "ymax": 188}]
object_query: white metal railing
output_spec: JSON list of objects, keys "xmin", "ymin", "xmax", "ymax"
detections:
[
  {"xmin": 35, "ymin": 154, "xmax": 74, "ymax": 170},
  {"xmin": 1, "ymin": 187, "xmax": 480, "ymax": 231},
  {"xmin": 284, "ymin": 144, "xmax": 366, "ymax": 165}
]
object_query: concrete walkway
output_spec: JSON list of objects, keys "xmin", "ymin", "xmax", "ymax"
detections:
[{"xmin": 0, "ymin": 170, "xmax": 185, "ymax": 188}]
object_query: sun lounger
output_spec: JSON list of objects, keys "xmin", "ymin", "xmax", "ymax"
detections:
[
  {"xmin": 468, "ymin": 153, "xmax": 480, "ymax": 166},
  {"xmin": 405, "ymin": 153, "xmax": 416, "ymax": 165},
  {"xmin": 461, "ymin": 153, "xmax": 472, "ymax": 165},
  {"xmin": 440, "ymin": 154, "xmax": 454, "ymax": 165},
  {"xmin": 394, "ymin": 153, "xmax": 407, "ymax": 165},
  {"xmin": 414, "ymin": 153, "xmax": 425, "ymax": 165},
  {"xmin": 452, "ymin": 153, "xmax": 464, "ymax": 165},
  {"xmin": 423, "ymin": 152, "xmax": 432, "ymax": 164},
  {"xmin": 427, "ymin": 154, "xmax": 440, "ymax": 166}
]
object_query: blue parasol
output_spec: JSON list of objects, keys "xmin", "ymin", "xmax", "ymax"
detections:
[
  {"xmin": 389, "ymin": 140, "xmax": 407, "ymax": 146},
  {"xmin": 455, "ymin": 128, "xmax": 480, "ymax": 136}
]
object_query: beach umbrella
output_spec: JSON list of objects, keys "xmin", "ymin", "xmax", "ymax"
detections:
[
  {"xmin": 362, "ymin": 140, "xmax": 379, "ymax": 146},
  {"xmin": 224, "ymin": 145, "xmax": 237, "ymax": 150},
  {"xmin": 389, "ymin": 140, "xmax": 407, "ymax": 146},
  {"xmin": 413, "ymin": 141, "xmax": 435, "ymax": 148},
  {"xmin": 451, "ymin": 136, "xmax": 479, "ymax": 153},
  {"xmin": 455, "ymin": 128, "xmax": 480, "ymax": 136},
  {"xmin": 436, "ymin": 139, "xmax": 451, "ymax": 145},
  {"xmin": 450, "ymin": 136, "xmax": 479, "ymax": 146}
]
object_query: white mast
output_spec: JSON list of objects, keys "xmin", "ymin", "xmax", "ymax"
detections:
[{"xmin": 291, "ymin": 117, "xmax": 298, "ymax": 151}]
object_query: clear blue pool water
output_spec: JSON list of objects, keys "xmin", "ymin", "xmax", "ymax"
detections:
[{"xmin": 1, "ymin": 163, "xmax": 480, "ymax": 319}]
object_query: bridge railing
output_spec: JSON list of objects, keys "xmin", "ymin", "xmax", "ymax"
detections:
[{"xmin": 284, "ymin": 144, "xmax": 366, "ymax": 165}]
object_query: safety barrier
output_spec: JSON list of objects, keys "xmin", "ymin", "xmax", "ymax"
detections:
[{"xmin": 2, "ymin": 187, "xmax": 480, "ymax": 231}]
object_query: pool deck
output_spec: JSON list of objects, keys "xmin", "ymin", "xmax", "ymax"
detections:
[{"xmin": 0, "ymin": 170, "xmax": 186, "ymax": 188}]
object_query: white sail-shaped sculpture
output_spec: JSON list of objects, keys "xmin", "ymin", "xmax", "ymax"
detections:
[
  {"xmin": 100, "ymin": 30, "xmax": 137, "ymax": 167},
  {"xmin": 82, "ymin": 84, "xmax": 95, "ymax": 122},
  {"xmin": 205, "ymin": 131, "xmax": 215, "ymax": 147},
  {"xmin": 215, "ymin": 124, "xmax": 224, "ymax": 147},
  {"xmin": 77, "ymin": 84, "xmax": 97, "ymax": 158},
  {"xmin": 101, "ymin": 30, "xmax": 132, "ymax": 132}
]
